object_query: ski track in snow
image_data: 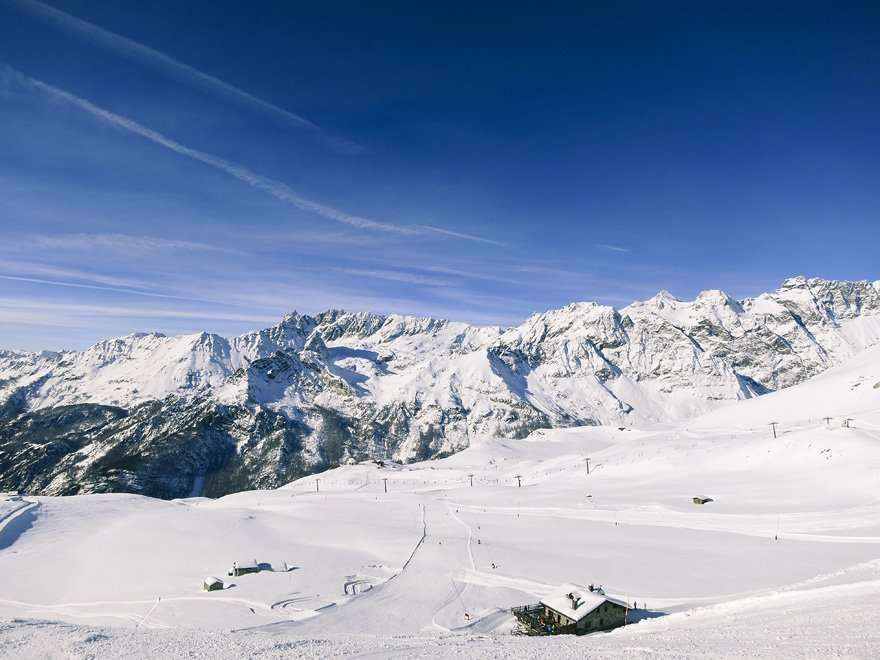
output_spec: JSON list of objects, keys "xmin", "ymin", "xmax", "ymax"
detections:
[
  {"xmin": 447, "ymin": 505, "xmax": 475, "ymax": 571},
  {"xmin": 3, "ymin": 342, "xmax": 880, "ymax": 657}
]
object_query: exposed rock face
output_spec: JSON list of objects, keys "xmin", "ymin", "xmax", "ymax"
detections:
[{"xmin": 1, "ymin": 277, "xmax": 878, "ymax": 499}]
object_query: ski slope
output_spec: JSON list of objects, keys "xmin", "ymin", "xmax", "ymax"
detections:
[{"xmin": 1, "ymin": 344, "xmax": 879, "ymax": 658}]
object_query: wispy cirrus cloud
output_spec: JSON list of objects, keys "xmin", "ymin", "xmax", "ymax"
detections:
[
  {"xmin": 596, "ymin": 243, "xmax": 630, "ymax": 253},
  {"xmin": 427, "ymin": 286, "xmax": 538, "ymax": 319},
  {"xmin": 0, "ymin": 274, "xmax": 198, "ymax": 301},
  {"xmin": 28, "ymin": 233, "xmax": 245, "ymax": 254},
  {"xmin": 273, "ymin": 229, "xmax": 389, "ymax": 247},
  {"xmin": 1, "ymin": 66, "xmax": 413, "ymax": 235},
  {"xmin": 336, "ymin": 268, "xmax": 456, "ymax": 287},
  {"xmin": 421, "ymin": 225, "xmax": 507, "ymax": 247},
  {"xmin": 2, "ymin": 65, "xmax": 503, "ymax": 247},
  {"xmin": 0, "ymin": 296, "xmax": 278, "ymax": 328},
  {"xmin": 0, "ymin": 258, "xmax": 204, "ymax": 301},
  {"xmin": 420, "ymin": 265, "xmax": 524, "ymax": 285},
  {"xmin": 0, "ymin": 257, "xmax": 155, "ymax": 289},
  {"xmin": 4, "ymin": 0, "xmax": 363, "ymax": 154}
]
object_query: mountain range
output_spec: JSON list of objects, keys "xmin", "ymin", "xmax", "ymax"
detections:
[{"xmin": 1, "ymin": 275, "xmax": 878, "ymax": 499}]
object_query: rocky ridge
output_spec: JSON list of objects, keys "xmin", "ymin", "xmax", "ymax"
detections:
[{"xmin": 1, "ymin": 276, "xmax": 878, "ymax": 498}]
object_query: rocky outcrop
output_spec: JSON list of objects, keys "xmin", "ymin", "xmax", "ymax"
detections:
[{"xmin": 0, "ymin": 276, "xmax": 878, "ymax": 498}]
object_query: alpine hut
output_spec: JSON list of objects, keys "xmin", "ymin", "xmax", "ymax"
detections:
[{"xmin": 512, "ymin": 583, "xmax": 629, "ymax": 635}]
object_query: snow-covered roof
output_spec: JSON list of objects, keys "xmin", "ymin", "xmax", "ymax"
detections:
[
  {"xmin": 233, "ymin": 559, "xmax": 258, "ymax": 569},
  {"xmin": 203, "ymin": 576, "xmax": 223, "ymax": 586},
  {"xmin": 539, "ymin": 583, "xmax": 628, "ymax": 622}
]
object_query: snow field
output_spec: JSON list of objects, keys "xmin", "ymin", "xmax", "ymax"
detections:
[{"xmin": 2, "ymin": 341, "xmax": 880, "ymax": 657}]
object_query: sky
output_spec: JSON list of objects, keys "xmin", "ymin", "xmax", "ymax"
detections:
[{"xmin": 0, "ymin": 0, "xmax": 879, "ymax": 351}]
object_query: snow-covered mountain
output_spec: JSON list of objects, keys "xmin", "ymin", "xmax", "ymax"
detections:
[{"xmin": 1, "ymin": 276, "xmax": 879, "ymax": 498}]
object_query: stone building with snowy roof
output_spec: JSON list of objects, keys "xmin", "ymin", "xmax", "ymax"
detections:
[
  {"xmin": 203, "ymin": 576, "xmax": 224, "ymax": 592},
  {"xmin": 512, "ymin": 583, "xmax": 629, "ymax": 635}
]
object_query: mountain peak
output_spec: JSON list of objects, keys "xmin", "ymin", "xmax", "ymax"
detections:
[
  {"xmin": 643, "ymin": 289, "xmax": 680, "ymax": 308},
  {"xmin": 781, "ymin": 275, "xmax": 809, "ymax": 289},
  {"xmin": 1, "ymin": 275, "xmax": 879, "ymax": 499},
  {"xmin": 695, "ymin": 288, "xmax": 731, "ymax": 303}
]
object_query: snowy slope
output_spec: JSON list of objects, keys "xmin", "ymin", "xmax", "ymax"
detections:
[
  {"xmin": 1, "ymin": 276, "xmax": 879, "ymax": 499},
  {"xmin": 1, "ymin": 342, "xmax": 879, "ymax": 657},
  {"xmin": 691, "ymin": 341, "xmax": 880, "ymax": 430}
]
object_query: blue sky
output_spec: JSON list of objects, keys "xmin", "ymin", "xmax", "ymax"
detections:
[{"xmin": 1, "ymin": 0, "xmax": 878, "ymax": 351}]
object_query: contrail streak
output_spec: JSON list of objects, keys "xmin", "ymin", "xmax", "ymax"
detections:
[
  {"xmin": 2, "ymin": 65, "xmax": 414, "ymax": 234},
  {"xmin": 0, "ymin": 274, "xmax": 197, "ymax": 301},
  {"xmin": 1, "ymin": 64, "xmax": 504, "ymax": 245},
  {"xmin": 4, "ymin": 0, "xmax": 363, "ymax": 153},
  {"xmin": 421, "ymin": 225, "xmax": 507, "ymax": 247}
]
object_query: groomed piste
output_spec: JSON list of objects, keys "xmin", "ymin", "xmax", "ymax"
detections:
[{"xmin": 2, "ymin": 345, "xmax": 880, "ymax": 658}]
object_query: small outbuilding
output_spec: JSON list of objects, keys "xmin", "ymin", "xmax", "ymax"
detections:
[
  {"xmin": 203, "ymin": 576, "xmax": 224, "ymax": 592},
  {"xmin": 229, "ymin": 559, "xmax": 260, "ymax": 577},
  {"xmin": 512, "ymin": 583, "xmax": 629, "ymax": 635},
  {"xmin": 692, "ymin": 496, "xmax": 713, "ymax": 505}
]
